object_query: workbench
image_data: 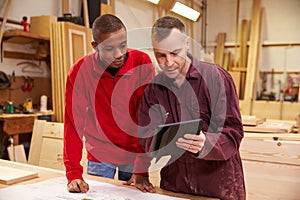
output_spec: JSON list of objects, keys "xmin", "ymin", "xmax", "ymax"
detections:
[
  {"xmin": 0, "ymin": 159, "xmax": 217, "ymax": 200},
  {"xmin": 241, "ymin": 130, "xmax": 300, "ymax": 199},
  {"xmin": 0, "ymin": 111, "xmax": 54, "ymax": 145}
]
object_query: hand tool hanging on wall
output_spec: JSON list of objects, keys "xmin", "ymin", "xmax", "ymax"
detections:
[{"xmin": 21, "ymin": 76, "xmax": 34, "ymax": 92}]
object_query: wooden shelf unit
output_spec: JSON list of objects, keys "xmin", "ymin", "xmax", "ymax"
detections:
[{"xmin": 1, "ymin": 29, "xmax": 50, "ymax": 61}]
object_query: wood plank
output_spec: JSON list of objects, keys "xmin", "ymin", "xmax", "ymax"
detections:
[
  {"xmin": 228, "ymin": 71, "xmax": 241, "ymax": 98},
  {"xmin": 39, "ymin": 137, "xmax": 65, "ymax": 170},
  {"xmin": 233, "ymin": 0, "xmax": 240, "ymax": 69},
  {"xmin": 0, "ymin": 166, "xmax": 38, "ymax": 185},
  {"xmin": 241, "ymin": 138, "xmax": 300, "ymax": 165},
  {"xmin": 243, "ymin": 120, "xmax": 294, "ymax": 133},
  {"xmin": 239, "ymin": 20, "xmax": 249, "ymax": 69},
  {"xmin": 244, "ymin": 132, "xmax": 300, "ymax": 141},
  {"xmin": 243, "ymin": 160, "xmax": 300, "ymax": 200},
  {"xmin": 244, "ymin": 0, "xmax": 264, "ymax": 114},
  {"xmin": 82, "ymin": 0, "xmax": 89, "ymax": 28},
  {"xmin": 28, "ymin": 120, "xmax": 46, "ymax": 165},
  {"xmin": 101, "ymin": 3, "xmax": 114, "ymax": 15},
  {"xmin": 0, "ymin": 0, "xmax": 12, "ymax": 44},
  {"xmin": 4, "ymin": 51, "xmax": 37, "ymax": 60},
  {"xmin": 242, "ymin": 115, "xmax": 265, "ymax": 126},
  {"xmin": 214, "ymin": 33, "xmax": 226, "ymax": 66},
  {"xmin": 7, "ymin": 144, "xmax": 27, "ymax": 163},
  {"xmin": 28, "ymin": 120, "xmax": 64, "ymax": 169},
  {"xmin": 62, "ymin": 0, "xmax": 70, "ymax": 14},
  {"xmin": 239, "ymin": 20, "xmax": 249, "ymax": 99},
  {"xmin": 3, "ymin": 29, "xmax": 49, "ymax": 43}
]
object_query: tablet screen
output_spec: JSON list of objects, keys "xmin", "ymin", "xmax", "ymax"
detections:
[{"xmin": 151, "ymin": 119, "xmax": 203, "ymax": 160}]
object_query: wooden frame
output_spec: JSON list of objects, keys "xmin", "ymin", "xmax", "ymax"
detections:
[{"xmin": 28, "ymin": 120, "xmax": 87, "ymax": 171}]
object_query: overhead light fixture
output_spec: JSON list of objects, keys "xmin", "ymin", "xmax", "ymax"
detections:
[
  {"xmin": 147, "ymin": 0, "xmax": 160, "ymax": 4},
  {"xmin": 171, "ymin": 2, "xmax": 201, "ymax": 22}
]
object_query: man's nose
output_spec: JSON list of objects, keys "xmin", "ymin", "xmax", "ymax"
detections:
[
  {"xmin": 114, "ymin": 48, "xmax": 123, "ymax": 58},
  {"xmin": 165, "ymin": 54, "xmax": 174, "ymax": 66}
]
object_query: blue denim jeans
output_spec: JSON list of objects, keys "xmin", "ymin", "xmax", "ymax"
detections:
[{"xmin": 87, "ymin": 160, "xmax": 133, "ymax": 181}]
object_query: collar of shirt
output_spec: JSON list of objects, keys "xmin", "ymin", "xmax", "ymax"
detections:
[
  {"xmin": 185, "ymin": 53, "xmax": 200, "ymax": 80},
  {"xmin": 92, "ymin": 51, "xmax": 132, "ymax": 77}
]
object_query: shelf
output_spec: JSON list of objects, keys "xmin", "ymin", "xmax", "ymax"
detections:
[{"xmin": 3, "ymin": 29, "xmax": 49, "ymax": 44}]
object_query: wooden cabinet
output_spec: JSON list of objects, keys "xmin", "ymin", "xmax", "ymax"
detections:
[{"xmin": 50, "ymin": 22, "xmax": 93, "ymax": 122}]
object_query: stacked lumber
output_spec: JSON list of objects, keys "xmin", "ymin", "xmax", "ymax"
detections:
[
  {"xmin": 243, "ymin": 117, "xmax": 296, "ymax": 133},
  {"xmin": 50, "ymin": 22, "xmax": 92, "ymax": 122},
  {"xmin": 240, "ymin": 131, "xmax": 300, "ymax": 199}
]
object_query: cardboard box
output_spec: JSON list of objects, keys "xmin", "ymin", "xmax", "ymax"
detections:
[{"xmin": 30, "ymin": 15, "xmax": 57, "ymax": 38}]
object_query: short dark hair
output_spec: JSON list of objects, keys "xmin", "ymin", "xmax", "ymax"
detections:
[
  {"xmin": 92, "ymin": 14, "xmax": 126, "ymax": 41},
  {"xmin": 152, "ymin": 16, "xmax": 185, "ymax": 42}
]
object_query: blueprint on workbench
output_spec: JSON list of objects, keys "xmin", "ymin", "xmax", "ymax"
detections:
[{"xmin": 0, "ymin": 177, "xmax": 188, "ymax": 200}]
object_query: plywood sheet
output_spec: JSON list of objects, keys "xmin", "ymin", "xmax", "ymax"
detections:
[
  {"xmin": 0, "ymin": 166, "xmax": 38, "ymax": 185},
  {"xmin": 7, "ymin": 144, "xmax": 27, "ymax": 163}
]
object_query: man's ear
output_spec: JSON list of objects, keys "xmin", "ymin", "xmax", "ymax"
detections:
[
  {"xmin": 185, "ymin": 37, "xmax": 190, "ymax": 51},
  {"xmin": 91, "ymin": 41, "xmax": 98, "ymax": 51}
]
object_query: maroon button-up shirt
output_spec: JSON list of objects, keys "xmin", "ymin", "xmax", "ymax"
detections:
[{"xmin": 138, "ymin": 54, "xmax": 246, "ymax": 200}]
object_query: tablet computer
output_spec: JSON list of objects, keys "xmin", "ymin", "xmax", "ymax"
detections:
[{"xmin": 151, "ymin": 119, "xmax": 203, "ymax": 161}]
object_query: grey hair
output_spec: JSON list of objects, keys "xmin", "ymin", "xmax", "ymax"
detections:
[{"xmin": 152, "ymin": 16, "xmax": 186, "ymax": 42}]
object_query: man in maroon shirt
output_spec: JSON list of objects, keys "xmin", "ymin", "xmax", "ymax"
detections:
[
  {"xmin": 126, "ymin": 16, "xmax": 246, "ymax": 199},
  {"xmin": 64, "ymin": 14, "xmax": 155, "ymax": 193}
]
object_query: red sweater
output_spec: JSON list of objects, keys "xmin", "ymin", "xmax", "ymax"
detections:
[{"xmin": 64, "ymin": 49, "xmax": 155, "ymax": 183}]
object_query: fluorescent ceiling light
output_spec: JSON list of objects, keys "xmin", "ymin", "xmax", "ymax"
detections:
[
  {"xmin": 171, "ymin": 2, "xmax": 201, "ymax": 21},
  {"xmin": 147, "ymin": 0, "xmax": 160, "ymax": 4}
]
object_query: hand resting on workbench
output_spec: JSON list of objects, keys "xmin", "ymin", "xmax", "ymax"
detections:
[{"xmin": 67, "ymin": 179, "xmax": 89, "ymax": 193}]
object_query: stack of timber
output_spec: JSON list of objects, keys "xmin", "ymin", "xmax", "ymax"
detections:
[
  {"xmin": 240, "ymin": 128, "xmax": 300, "ymax": 199},
  {"xmin": 243, "ymin": 118, "xmax": 296, "ymax": 133},
  {"xmin": 241, "ymin": 117, "xmax": 300, "ymax": 198}
]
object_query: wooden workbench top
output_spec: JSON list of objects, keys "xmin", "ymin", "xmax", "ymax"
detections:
[
  {"xmin": 0, "ymin": 110, "xmax": 54, "ymax": 119},
  {"xmin": 0, "ymin": 159, "xmax": 217, "ymax": 200}
]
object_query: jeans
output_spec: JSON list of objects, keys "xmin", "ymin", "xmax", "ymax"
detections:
[{"xmin": 87, "ymin": 160, "xmax": 133, "ymax": 181}]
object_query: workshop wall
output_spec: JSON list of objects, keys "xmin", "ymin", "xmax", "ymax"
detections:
[
  {"xmin": 0, "ymin": 0, "xmax": 299, "ymax": 102},
  {"xmin": 0, "ymin": 76, "xmax": 51, "ymax": 112}
]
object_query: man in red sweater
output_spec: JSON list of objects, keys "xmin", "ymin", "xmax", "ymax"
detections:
[{"xmin": 64, "ymin": 14, "xmax": 155, "ymax": 193}]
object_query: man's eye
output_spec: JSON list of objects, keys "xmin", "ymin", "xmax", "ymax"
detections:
[
  {"xmin": 156, "ymin": 54, "xmax": 165, "ymax": 58},
  {"xmin": 104, "ymin": 47, "xmax": 113, "ymax": 51}
]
